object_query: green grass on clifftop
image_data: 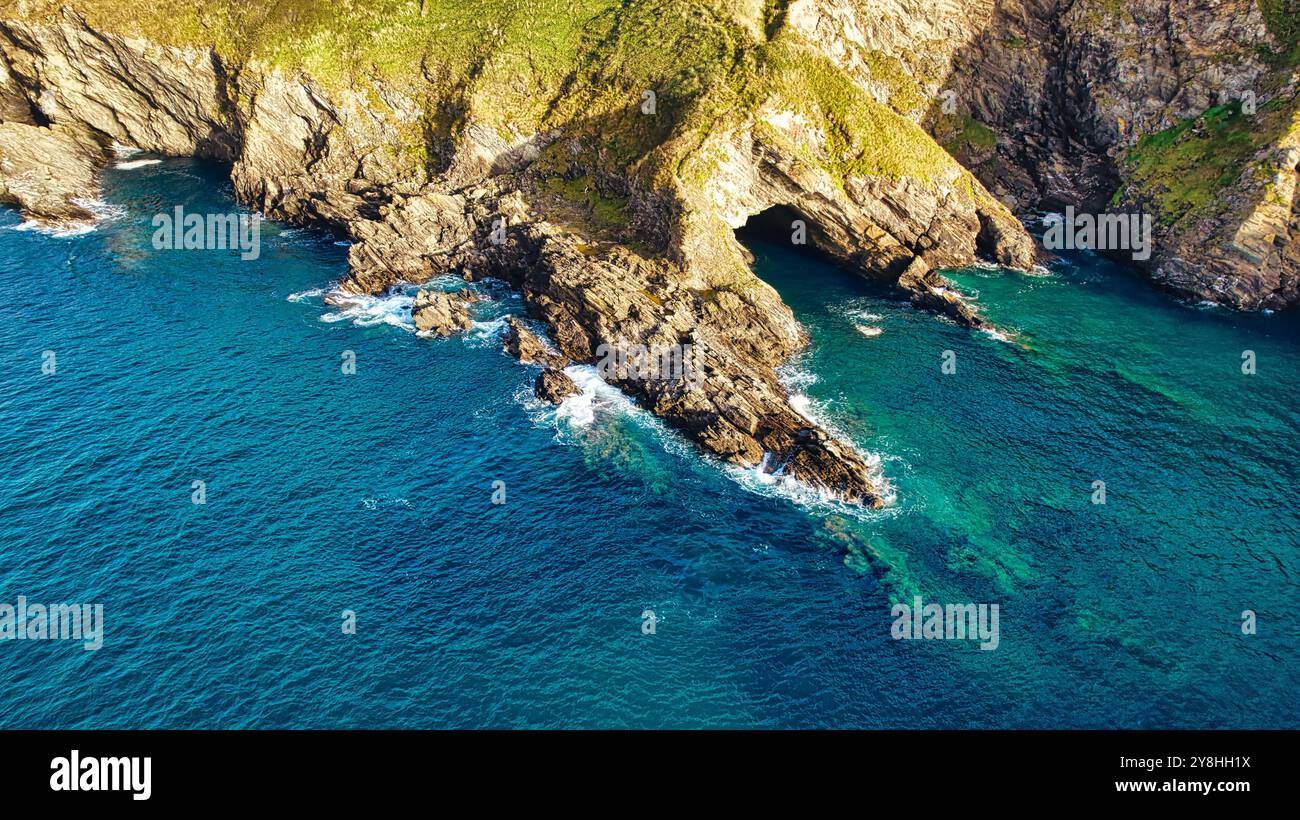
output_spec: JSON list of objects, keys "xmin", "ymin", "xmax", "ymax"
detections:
[
  {"xmin": 3, "ymin": 0, "xmax": 991, "ymax": 210},
  {"xmin": 747, "ymin": 37, "xmax": 961, "ymax": 185}
]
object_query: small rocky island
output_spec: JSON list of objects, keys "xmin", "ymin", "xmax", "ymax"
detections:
[{"xmin": 1, "ymin": 1, "xmax": 1296, "ymax": 505}]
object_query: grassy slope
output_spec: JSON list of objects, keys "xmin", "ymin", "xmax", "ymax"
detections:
[{"xmin": 1114, "ymin": 98, "xmax": 1296, "ymax": 225}]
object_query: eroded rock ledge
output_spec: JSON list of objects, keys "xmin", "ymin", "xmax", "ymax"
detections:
[{"xmin": 0, "ymin": 120, "xmax": 101, "ymax": 223}]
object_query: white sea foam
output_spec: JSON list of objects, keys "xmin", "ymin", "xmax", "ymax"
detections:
[
  {"xmin": 517, "ymin": 356, "xmax": 897, "ymax": 518},
  {"xmin": 11, "ymin": 218, "xmax": 96, "ymax": 237},
  {"xmin": 321, "ymin": 289, "xmax": 417, "ymax": 330},
  {"xmin": 467, "ymin": 316, "xmax": 508, "ymax": 341},
  {"xmin": 855, "ymin": 324, "xmax": 884, "ymax": 338},
  {"xmin": 981, "ymin": 326, "xmax": 1016, "ymax": 344},
  {"xmin": 777, "ymin": 360, "xmax": 819, "ymax": 391},
  {"xmin": 286, "ymin": 287, "xmax": 325, "ymax": 303},
  {"xmin": 551, "ymin": 365, "xmax": 624, "ymax": 427},
  {"xmin": 724, "ymin": 455, "xmax": 898, "ymax": 523},
  {"xmin": 360, "ymin": 496, "xmax": 412, "ymax": 511},
  {"xmin": 114, "ymin": 159, "xmax": 162, "ymax": 170},
  {"xmin": 828, "ymin": 298, "xmax": 900, "ymax": 332},
  {"xmin": 301, "ymin": 278, "xmax": 498, "ymax": 335},
  {"xmin": 788, "ymin": 392, "xmax": 816, "ymax": 423},
  {"xmin": 783, "ymin": 362, "xmax": 896, "ymax": 498},
  {"xmin": 74, "ymin": 198, "xmax": 125, "ymax": 222},
  {"xmin": 8, "ymin": 198, "xmax": 123, "ymax": 237}
]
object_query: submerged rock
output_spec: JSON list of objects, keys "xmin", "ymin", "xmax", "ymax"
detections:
[
  {"xmin": 534, "ymin": 368, "xmax": 579, "ymax": 405},
  {"xmin": 896, "ymin": 256, "xmax": 988, "ymax": 330},
  {"xmin": 411, "ymin": 289, "xmax": 474, "ymax": 336}
]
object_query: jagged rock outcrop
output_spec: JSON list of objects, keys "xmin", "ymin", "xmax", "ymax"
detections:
[
  {"xmin": 923, "ymin": 0, "xmax": 1299, "ymax": 309},
  {"xmin": 926, "ymin": 0, "xmax": 1274, "ymax": 206},
  {"xmin": 411, "ymin": 288, "xmax": 475, "ymax": 336},
  {"xmin": 503, "ymin": 317, "xmax": 568, "ymax": 369},
  {"xmin": 677, "ymin": 106, "xmax": 1036, "ymax": 326},
  {"xmin": 0, "ymin": 3, "xmax": 1065, "ymax": 505},
  {"xmin": 345, "ymin": 192, "xmax": 475, "ymax": 293},
  {"xmin": 1110, "ymin": 85, "xmax": 1300, "ymax": 310},
  {"xmin": 0, "ymin": 120, "xmax": 100, "ymax": 222},
  {"xmin": 897, "ymin": 255, "xmax": 987, "ymax": 329},
  {"xmin": 535, "ymin": 368, "xmax": 580, "ymax": 404},
  {"xmin": 482, "ymin": 217, "xmax": 889, "ymax": 504},
  {"xmin": 0, "ymin": 11, "xmax": 234, "ymax": 158}
]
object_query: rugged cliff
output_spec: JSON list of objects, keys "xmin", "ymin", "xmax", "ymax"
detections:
[
  {"xmin": 0, "ymin": 0, "xmax": 1294, "ymax": 504},
  {"xmin": 769, "ymin": 0, "xmax": 1299, "ymax": 308},
  {"xmin": 925, "ymin": 0, "xmax": 1300, "ymax": 308}
]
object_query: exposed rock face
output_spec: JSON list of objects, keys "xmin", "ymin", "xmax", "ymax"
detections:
[
  {"xmin": 229, "ymin": 69, "xmax": 427, "ymax": 234},
  {"xmin": 1110, "ymin": 86, "xmax": 1300, "ymax": 310},
  {"xmin": 0, "ymin": 9, "xmax": 903, "ymax": 503},
  {"xmin": 346, "ymin": 192, "xmax": 475, "ymax": 294},
  {"xmin": 471, "ymin": 215, "xmax": 891, "ymax": 505},
  {"xmin": 411, "ymin": 289, "xmax": 475, "ymax": 336},
  {"xmin": 503, "ymin": 317, "xmax": 568, "ymax": 369},
  {"xmin": 926, "ymin": 0, "xmax": 1299, "ymax": 309},
  {"xmin": 0, "ymin": 120, "xmax": 100, "ymax": 222},
  {"xmin": 682, "ymin": 111, "xmax": 1036, "ymax": 326},
  {"xmin": 929, "ymin": 0, "xmax": 1270, "ymax": 205},
  {"xmin": 0, "ymin": 12, "xmax": 234, "ymax": 158},
  {"xmin": 897, "ymin": 256, "xmax": 987, "ymax": 329},
  {"xmin": 535, "ymin": 368, "xmax": 580, "ymax": 405}
]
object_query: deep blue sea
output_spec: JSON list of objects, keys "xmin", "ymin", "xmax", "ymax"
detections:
[{"xmin": 1, "ymin": 157, "xmax": 1296, "ymax": 728}]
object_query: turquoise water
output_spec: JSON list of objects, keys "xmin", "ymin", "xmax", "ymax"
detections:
[{"xmin": 0, "ymin": 157, "xmax": 1295, "ymax": 728}]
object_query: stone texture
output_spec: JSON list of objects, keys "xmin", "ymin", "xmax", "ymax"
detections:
[
  {"xmin": 534, "ymin": 368, "xmax": 580, "ymax": 404},
  {"xmin": 411, "ymin": 289, "xmax": 474, "ymax": 336},
  {"xmin": 2, "ymin": 2, "xmax": 1292, "ymax": 503},
  {"xmin": 503, "ymin": 317, "xmax": 567, "ymax": 368},
  {"xmin": 0, "ymin": 120, "xmax": 100, "ymax": 222},
  {"xmin": 931, "ymin": 0, "xmax": 1298, "ymax": 309}
]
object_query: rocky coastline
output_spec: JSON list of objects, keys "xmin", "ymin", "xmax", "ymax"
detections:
[{"xmin": 1, "ymin": 2, "xmax": 1296, "ymax": 505}]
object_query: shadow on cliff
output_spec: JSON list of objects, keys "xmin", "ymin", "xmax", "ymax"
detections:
[{"xmin": 916, "ymin": 0, "xmax": 1121, "ymax": 215}]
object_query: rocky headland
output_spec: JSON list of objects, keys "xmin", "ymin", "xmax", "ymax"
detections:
[{"xmin": 0, "ymin": 1, "xmax": 1295, "ymax": 504}]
